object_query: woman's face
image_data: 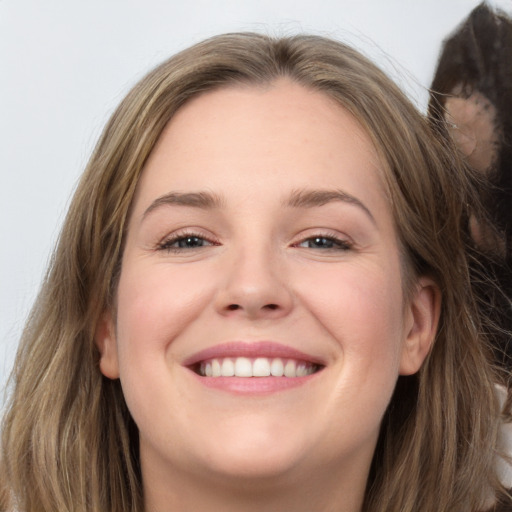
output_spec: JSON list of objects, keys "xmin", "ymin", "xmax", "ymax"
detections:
[{"xmin": 98, "ymin": 80, "xmax": 437, "ymax": 501}]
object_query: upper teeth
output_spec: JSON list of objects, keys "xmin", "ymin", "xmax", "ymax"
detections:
[{"xmin": 199, "ymin": 357, "xmax": 317, "ymax": 378}]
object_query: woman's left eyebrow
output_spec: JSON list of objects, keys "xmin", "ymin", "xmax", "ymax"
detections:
[
  {"xmin": 285, "ymin": 188, "xmax": 376, "ymax": 225},
  {"xmin": 142, "ymin": 191, "xmax": 225, "ymax": 219}
]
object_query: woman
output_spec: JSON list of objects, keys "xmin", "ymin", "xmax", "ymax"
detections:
[{"xmin": 1, "ymin": 33, "xmax": 510, "ymax": 511}]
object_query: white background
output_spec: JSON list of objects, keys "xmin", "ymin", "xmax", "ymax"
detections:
[{"xmin": 2, "ymin": 0, "xmax": 511, "ymax": 400}]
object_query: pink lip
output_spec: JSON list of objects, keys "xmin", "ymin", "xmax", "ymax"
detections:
[
  {"xmin": 182, "ymin": 341, "xmax": 325, "ymax": 367},
  {"xmin": 183, "ymin": 341, "xmax": 325, "ymax": 395},
  {"xmin": 190, "ymin": 374, "xmax": 320, "ymax": 394}
]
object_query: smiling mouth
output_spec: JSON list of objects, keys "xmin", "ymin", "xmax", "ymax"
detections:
[{"xmin": 195, "ymin": 357, "xmax": 321, "ymax": 378}]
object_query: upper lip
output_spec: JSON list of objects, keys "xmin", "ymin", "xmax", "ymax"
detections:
[{"xmin": 182, "ymin": 341, "xmax": 326, "ymax": 367}]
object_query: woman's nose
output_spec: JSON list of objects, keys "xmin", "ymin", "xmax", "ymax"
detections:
[{"xmin": 214, "ymin": 247, "xmax": 294, "ymax": 320}]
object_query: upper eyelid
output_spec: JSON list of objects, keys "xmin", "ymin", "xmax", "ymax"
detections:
[
  {"xmin": 159, "ymin": 227, "xmax": 215, "ymax": 240},
  {"xmin": 292, "ymin": 229, "xmax": 353, "ymax": 243}
]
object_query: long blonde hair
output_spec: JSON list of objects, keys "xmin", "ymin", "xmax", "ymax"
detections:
[{"xmin": 1, "ymin": 33, "xmax": 508, "ymax": 511}]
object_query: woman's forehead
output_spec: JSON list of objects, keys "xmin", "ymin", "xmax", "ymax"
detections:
[{"xmin": 134, "ymin": 80, "xmax": 387, "ymax": 213}]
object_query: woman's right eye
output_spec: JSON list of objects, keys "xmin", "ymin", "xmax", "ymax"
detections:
[{"xmin": 157, "ymin": 234, "xmax": 216, "ymax": 252}]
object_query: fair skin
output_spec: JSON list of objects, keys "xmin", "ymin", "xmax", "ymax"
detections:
[{"xmin": 97, "ymin": 80, "xmax": 439, "ymax": 512}]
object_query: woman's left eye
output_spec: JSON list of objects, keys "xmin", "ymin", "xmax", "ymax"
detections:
[{"xmin": 296, "ymin": 236, "xmax": 352, "ymax": 250}]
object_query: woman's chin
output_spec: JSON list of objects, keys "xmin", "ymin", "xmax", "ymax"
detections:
[
  {"xmin": 192, "ymin": 426, "xmax": 311, "ymax": 482},
  {"xmin": 214, "ymin": 453, "xmax": 303, "ymax": 482}
]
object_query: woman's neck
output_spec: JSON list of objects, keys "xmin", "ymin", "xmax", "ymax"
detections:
[{"xmin": 141, "ymin": 450, "xmax": 368, "ymax": 512}]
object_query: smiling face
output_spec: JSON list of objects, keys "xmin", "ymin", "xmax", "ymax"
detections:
[{"xmin": 97, "ymin": 80, "xmax": 438, "ymax": 510}]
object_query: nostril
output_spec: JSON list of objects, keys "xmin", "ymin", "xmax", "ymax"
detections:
[{"xmin": 224, "ymin": 303, "xmax": 281, "ymax": 314}]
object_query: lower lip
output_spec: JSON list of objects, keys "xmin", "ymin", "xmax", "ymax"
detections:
[{"xmin": 188, "ymin": 371, "xmax": 321, "ymax": 394}]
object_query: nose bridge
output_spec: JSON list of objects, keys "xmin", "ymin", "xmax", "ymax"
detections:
[{"xmin": 216, "ymin": 237, "xmax": 293, "ymax": 318}]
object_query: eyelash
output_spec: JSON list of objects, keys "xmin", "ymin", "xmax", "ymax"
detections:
[
  {"xmin": 294, "ymin": 234, "xmax": 353, "ymax": 251},
  {"xmin": 157, "ymin": 231, "xmax": 219, "ymax": 253},
  {"xmin": 157, "ymin": 231, "xmax": 353, "ymax": 253}
]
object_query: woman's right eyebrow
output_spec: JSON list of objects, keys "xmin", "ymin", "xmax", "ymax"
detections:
[{"xmin": 142, "ymin": 191, "xmax": 225, "ymax": 219}]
